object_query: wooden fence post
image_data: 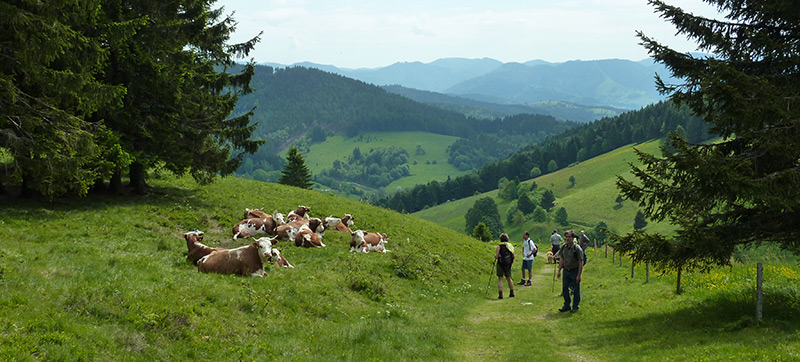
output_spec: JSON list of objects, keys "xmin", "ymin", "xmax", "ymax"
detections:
[
  {"xmin": 646, "ymin": 262, "xmax": 650, "ymax": 283},
  {"xmin": 631, "ymin": 261, "xmax": 635, "ymax": 279},
  {"xmin": 756, "ymin": 262, "xmax": 763, "ymax": 321},
  {"xmin": 605, "ymin": 244, "xmax": 608, "ymax": 258},
  {"xmin": 612, "ymin": 249, "xmax": 615, "ymax": 263}
]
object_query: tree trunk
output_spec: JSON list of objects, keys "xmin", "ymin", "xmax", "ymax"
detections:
[
  {"xmin": 109, "ymin": 171, "xmax": 123, "ymax": 194},
  {"xmin": 20, "ymin": 170, "xmax": 34, "ymax": 198},
  {"xmin": 129, "ymin": 162, "xmax": 148, "ymax": 194}
]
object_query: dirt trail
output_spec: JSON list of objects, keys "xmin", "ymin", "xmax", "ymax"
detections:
[{"xmin": 454, "ymin": 260, "xmax": 595, "ymax": 361}]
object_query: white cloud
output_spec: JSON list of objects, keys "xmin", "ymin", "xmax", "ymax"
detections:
[{"xmin": 216, "ymin": 0, "xmax": 722, "ymax": 68}]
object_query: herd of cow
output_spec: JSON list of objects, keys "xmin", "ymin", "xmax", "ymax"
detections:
[{"xmin": 182, "ymin": 205, "xmax": 391, "ymax": 277}]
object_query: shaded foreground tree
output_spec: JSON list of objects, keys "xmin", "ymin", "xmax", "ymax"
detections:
[
  {"xmin": 612, "ymin": 0, "xmax": 800, "ymax": 274},
  {"xmin": 279, "ymin": 147, "xmax": 313, "ymax": 189},
  {"xmin": 0, "ymin": 0, "xmax": 263, "ymax": 197},
  {"xmin": 0, "ymin": 1, "xmax": 125, "ymax": 197}
]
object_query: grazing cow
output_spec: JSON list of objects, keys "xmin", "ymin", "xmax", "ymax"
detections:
[
  {"xmin": 197, "ymin": 237, "xmax": 278, "ymax": 277},
  {"xmin": 546, "ymin": 251, "xmax": 555, "ymax": 264},
  {"xmin": 294, "ymin": 223, "xmax": 325, "ymax": 247},
  {"xmin": 286, "ymin": 205, "xmax": 311, "ymax": 222},
  {"xmin": 350, "ymin": 230, "xmax": 390, "ymax": 253},
  {"xmin": 184, "ymin": 230, "xmax": 226, "ymax": 265}
]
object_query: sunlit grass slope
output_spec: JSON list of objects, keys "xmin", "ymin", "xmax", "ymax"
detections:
[
  {"xmin": 301, "ymin": 132, "xmax": 471, "ymax": 193},
  {"xmin": 0, "ymin": 174, "xmax": 492, "ymax": 360},
  {"xmin": 414, "ymin": 139, "xmax": 674, "ymax": 239}
]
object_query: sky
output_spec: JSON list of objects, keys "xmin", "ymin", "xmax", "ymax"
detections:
[{"xmin": 214, "ymin": 0, "xmax": 722, "ymax": 69}]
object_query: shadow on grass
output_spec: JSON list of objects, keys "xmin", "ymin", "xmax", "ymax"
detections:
[{"xmin": 583, "ymin": 292, "xmax": 800, "ymax": 355}]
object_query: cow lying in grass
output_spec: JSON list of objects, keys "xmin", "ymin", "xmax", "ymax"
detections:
[
  {"xmin": 286, "ymin": 205, "xmax": 311, "ymax": 222},
  {"xmin": 184, "ymin": 230, "xmax": 225, "ymax": 265},
  {"xmin": 325, "ymin": 214, "xmax": 355, "ymax": 234},
  {"xmin": 350, "ymin": 230, "xmax": 390, "ymax": 253},
  {"xmin": 197, "ymin": 237, "xmax": 279, "ymax": 277},
  {"xmin": 232, "ymin": 209, "xmax": 286, "ymax": 240}
]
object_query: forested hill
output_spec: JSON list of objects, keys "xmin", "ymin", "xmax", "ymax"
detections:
[
  {"xmin": 233, "ymin": 66, "xmax": 574, "ymax": 152},
  {"xmin": 376, "ymin": 101, "xmax": 711, "ymax": 213}
]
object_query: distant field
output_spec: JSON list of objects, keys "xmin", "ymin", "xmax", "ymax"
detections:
[
  {"xmin": 302, "ymin": 132, "xmax": 472, "ymax": 193},
  {"xmin": 414, "ymin": 139, "xmax": 675, "ymax": 240}
]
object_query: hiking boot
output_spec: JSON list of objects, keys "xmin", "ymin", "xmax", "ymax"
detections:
[
  {"xmin": 498, "ymin": 292, "xmax": 503, "ymax": 299},
  {"xmin": 558, "ymin": 306, "xmax": 570, "ymax": 313},
  {"xmin": 570, "ymin": 307, "xmax": 580, "ymax": 313},
  {"xmin": 525, "ymin": 280, "xmax": 532, "ymax": 286},
  {"xmin": 509, "ymin": 290, "xmax": 515, "ymax": 298},
  {"xmin": 517, "ymin": 280, "xmax": 526, "ymax": 285}
]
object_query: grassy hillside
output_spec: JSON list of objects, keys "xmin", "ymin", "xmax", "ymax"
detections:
[
  {"xmin": 0, "ymin": 174, "xmax": 492, "ymax": 360},
  {"xmin": 1, "ymin": 174, "xmax": 798, "ymax": 360},
  {"xmin": 414, "ymin": 139, "xmax": 674, "ymax": 240},
  {"xmin": 300, "ymin": 131, "xmax": 471, "ymax": 194}
]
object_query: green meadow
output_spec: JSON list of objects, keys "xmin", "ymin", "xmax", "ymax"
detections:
[
  {"xmin": 300, "ymin": 132, "xmax": 471, "ymax": 193},
  {"xmin": 414, "ymin": 139, "xmax": 674, "ymax": 241},
  {"xmin": 0, "ymin": 174, "xmax": 798, "ymax": 360}
]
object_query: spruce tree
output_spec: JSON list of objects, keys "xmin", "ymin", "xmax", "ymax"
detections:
[
  {"xmin": 279, "ymin": 147, "xmax": 313, "ymax": 189},
  {"xmin": 540, "ymin": 189, "xmax": 556, "ymax": 211},
  {"xmin": 614, "ymin": 0, "xmax": 800, "ymax": 273}
]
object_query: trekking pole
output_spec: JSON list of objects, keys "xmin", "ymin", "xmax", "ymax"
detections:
[
  {"xmin": 552, "ymin": 261, "xmax": 557, "ymax": 292},
  {"xmin": 485, "ymin": 258, "xmax": 497, "ymax": 296}
]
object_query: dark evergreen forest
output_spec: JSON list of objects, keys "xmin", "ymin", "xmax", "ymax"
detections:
[
  {"xmin": 376, "ymin": 101, "xmax": 710, "ymax": 212},
  {"xmin": 232, "ymin": 66, "xmax": 576, "ymax": 188}
]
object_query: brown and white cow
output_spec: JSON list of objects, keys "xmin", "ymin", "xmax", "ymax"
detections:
[
  {"xmin": 294, "ymin": 225, "xmax": 325, "ymax": 248},
  {"xmin": 286, "ymin": 205, "xmax": 311, "ymax": 222},
  {"xmin": 232, "ymin": 215, "xmax": 282, "ymax": 240},
  {"xmin": 350, "ymin": 230, "xmax": 390, "ymax": 253},
  {"xmin": 325, "ymin": 214, "xmax": 355, "ymax": 233},
  {"xmin": 244, "ymin": 208, "xmax": 269, "ymax": 220},
  {"xmin": 197, "ymin": 237, "xmax": 278, "ymax": 277},
  {"xmin": 271, "ymin": 248, "xmax": 294, "ymax": 268},
  {"xmin": 184, "ymin": 230, "xmax": 226, "ymax": 265},
  {"xmin": 275, "ymin": 217, "xmax": 324, "ymax": 240}
]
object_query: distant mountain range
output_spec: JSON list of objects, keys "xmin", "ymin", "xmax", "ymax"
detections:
[{"xmin": 262, "ymin": 57, "xmax": 677, "ymax": 111}]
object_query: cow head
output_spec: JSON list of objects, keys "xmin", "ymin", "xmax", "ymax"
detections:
[
  {"xmin": 273, "ymin": 210, "xmax": 286, "ymax": 226},
  {"xmin": 343, "ymin": 214, "xmax": 355, "ymax": 227},
  {"xmin": 254, "ymin": 237, "xmax": 278, "ymax": 262},
  {"xmin": 324, "ymin": 216, "xmax": 341, "ymax": 229},
  {"xmin": 350, "ymin": 230, "xmax": 369, "ymax": 253},
  {"xmin": 184, "ymin": 229, "xmax": 204, "ymax": 243},
  {"xmin": 308, "ymin": 218, "xmax": 325, "ymax": 234}
]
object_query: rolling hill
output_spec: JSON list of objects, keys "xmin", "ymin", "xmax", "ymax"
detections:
[
  {"xmin": 413, "ymin": 139, "xmax": 675, "ymax": 239},
  {"xmin": 265, "ymin": 57, "xmax": 677, "ymax": 111},
  {"xmin": 1, "ymin": 172, "xmax": 797, "ymax": 360}
]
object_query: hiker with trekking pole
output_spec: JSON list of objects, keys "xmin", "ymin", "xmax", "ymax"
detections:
[{"xmin": 495, "ymin": 233, "xmax": 516, "ymax": 299}]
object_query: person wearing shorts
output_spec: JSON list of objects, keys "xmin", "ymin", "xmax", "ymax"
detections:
[
  {"xmin": 518, "ymin": 231, "xmax": 537, "ymax": 286},
  {"xmin": 495, "ymin": 233, "xmax": 516, "ymax": 299}
]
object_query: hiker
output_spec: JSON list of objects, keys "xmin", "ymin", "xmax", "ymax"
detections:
[
  {"xmin": 518, "ymin": 231, "xmax": 537, "ymax": 286},
  {"xmin": 579, "ymin": 230, "xmax": 590, "ymax": 264},
  {"xmin": 550, "ymin": 229, "xmax": 563, "ymax": 254},
  {"xmin": 495, "ymin": 233, "xmax": 516, "ymax": 299},
  {"xmin": 556, "ymin": 230, "xmax": 584, "ymax": 313}
]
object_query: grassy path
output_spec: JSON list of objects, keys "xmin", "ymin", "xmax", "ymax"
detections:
[{"xmin": 455, "ymin": 260, "xmax": 593, "ymax": 361}]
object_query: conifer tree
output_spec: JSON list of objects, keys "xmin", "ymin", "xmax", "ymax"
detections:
[
  {"xmin": 613, "ymin": 0, "xmax": 800, "ymax": 273},
  {"xmin": 279, "ymin": 147, "xmax": 313, "ymax": 189},
  {"xmin": 540, "ymin": 189, "xmax": 556, "ymax": 211}
]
